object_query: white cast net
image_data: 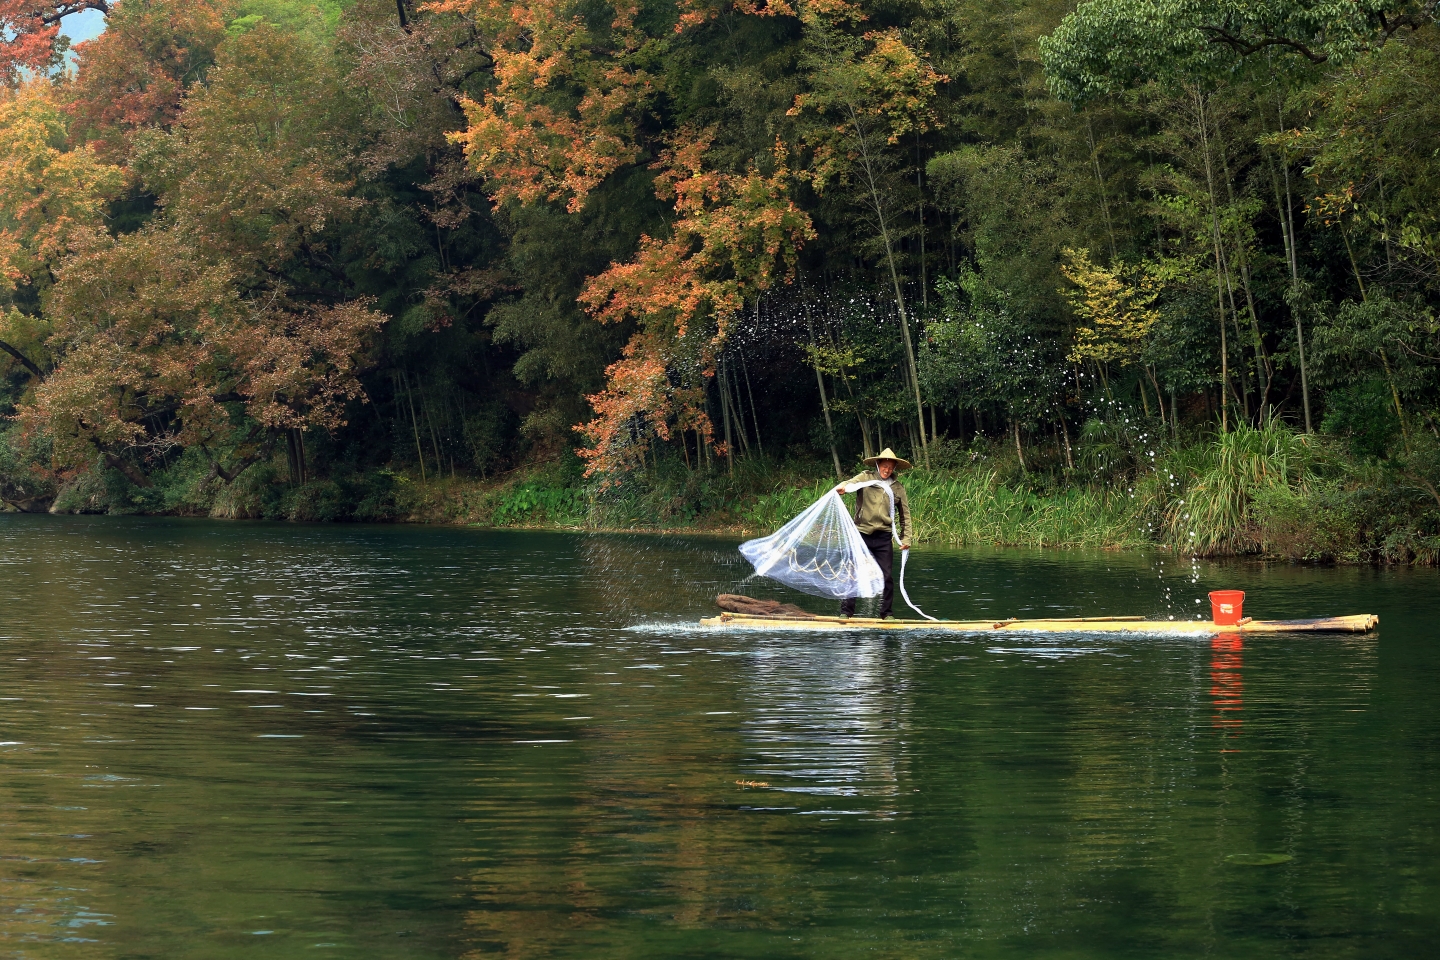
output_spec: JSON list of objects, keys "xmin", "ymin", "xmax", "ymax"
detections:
[
  {"xmin": 738, "ymin": 490, "xmax": 884, "ymax": 599},
  {"xmin": 738, "ymin": 481, "xmax": 937, "ymax": 619}
]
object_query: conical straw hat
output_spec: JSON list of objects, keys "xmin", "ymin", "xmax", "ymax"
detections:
[{"xmin": 862, "ymin": 447, "xmax": 912, "ymax": 472}]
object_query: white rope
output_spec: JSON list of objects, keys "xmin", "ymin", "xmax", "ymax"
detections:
[{"xmin": 896, "ymin": 545, "xmax": 937, "ymax": 621}]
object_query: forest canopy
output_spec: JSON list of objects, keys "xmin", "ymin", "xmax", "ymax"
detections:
[{"xmin": 0, "ymin": 0, "xmax": 1436, "ymax": 554}]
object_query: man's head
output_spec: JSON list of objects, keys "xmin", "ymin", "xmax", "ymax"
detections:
[{"xmin": 876, "ymin": 459, "xmax": 895, "ymax": 479}]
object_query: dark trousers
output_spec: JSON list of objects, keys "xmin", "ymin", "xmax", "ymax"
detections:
[{"xmin": 840, "ymin": 530, "xmax": 894, "ymax": 618}]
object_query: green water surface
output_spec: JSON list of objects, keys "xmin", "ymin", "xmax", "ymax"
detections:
[{"xmin": 0, "ymin": 516, "xmax": 1436, "ymax": 958}]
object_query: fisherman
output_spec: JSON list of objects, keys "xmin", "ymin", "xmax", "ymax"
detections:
[{"xmin": 834, "ymin": 447, "xmax": 912, "ymax": 619}]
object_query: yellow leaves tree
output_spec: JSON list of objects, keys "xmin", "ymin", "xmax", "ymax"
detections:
[
  {"xmin": 0, "ymin": 81, "xmax": 125, "ymax": 382},
  {"xmin": 1061, "ymin": 246, "xmax": 1160, "ymax": 367},
  {"xmin": 0, "ymin": 82, "xmax": 125, "ymax": 297}
]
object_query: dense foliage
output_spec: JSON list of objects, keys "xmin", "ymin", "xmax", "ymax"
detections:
[{"xmin": 0, "ymin": 0, "xmax": 1436, "ymax": 559}]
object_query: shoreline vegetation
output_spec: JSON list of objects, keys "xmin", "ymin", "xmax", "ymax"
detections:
[
  {"xmin": 1, "ymin": 3, "xmax": 1437, "ymax": 568},
  {"xmin": 16, "ymin": 420, "xmax": 1437, "ymax": 566}
]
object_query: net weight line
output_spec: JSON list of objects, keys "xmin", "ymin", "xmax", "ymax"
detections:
[
  {"xmin": 782, "ymin": 509, "xmax": 859, "ymax": 583},
  {"xmin": 784, "ymin": 550, "xmax": 860, "ymax": 582}
]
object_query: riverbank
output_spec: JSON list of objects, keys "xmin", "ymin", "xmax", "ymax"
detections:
[{"xmin": 24, "ymin": 422, "xmax": 1438, "ymax": 566}]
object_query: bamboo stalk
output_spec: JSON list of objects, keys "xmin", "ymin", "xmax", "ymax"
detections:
[
  {"xmin": 1193, "ymin": 86, "xmax": 1232, "ymax": 432},
  {"xmin": 739, "ymin": 346, "xmax": 764, "ymax": 459},
  {"xmin": 812, "ymin": 342, "xmax": 843, "ymax": 479},
  {"xmin": 718, "ymin": 358, "xmax": 734, "ymax": 475},
  {"xmin": 401, "ymin": 371, "xmax": 426, "ymax": 482}
]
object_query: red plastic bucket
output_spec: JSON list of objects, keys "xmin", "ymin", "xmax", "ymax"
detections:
[{"xmin": 1209, "ymin": 590, "xmax": 1246, "ymax": 626}]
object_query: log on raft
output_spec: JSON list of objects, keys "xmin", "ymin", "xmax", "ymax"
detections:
[{"xmin": 698, "ymin": 612, "xmax": 1379, "ymax": 634}]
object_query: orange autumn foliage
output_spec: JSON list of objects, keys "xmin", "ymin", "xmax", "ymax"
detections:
[
  {"xmin": 576, "ymin": 132, "xmax": 813, "ymax": 476},
  {"xmin": 432, "ymin": 0, "xmax": 653, "ymax": 212},
  {"xmin": 0, "ymin": 0, "xmax": 114, "ymax": 88},
  {"xmin": 64, "ymin": 0, "xmax": 233, "ymax": 161},
  {"xmin": 437, "ymin": 0, "xmax": 823, "ymax": 477},
  {"xmin": 434, "ymin": 0, "xmax": 966, "ymax": 479},
  {"xmin": 675, "ymin": 0, "xmax": 863, "ymax": 30}
]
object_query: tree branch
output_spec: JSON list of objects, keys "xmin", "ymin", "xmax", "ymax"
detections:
[
  {"xmin": 1380, "ymin": 0, "xmax": 1440, "ymax": 38},
  {"xmin": 38, "ymin": 1, "xmax": 114, "ymax": 29},
  {"xmin": 0, "ymin": 339, "xmax": 43, "ymax": 378},
  {"xmin": 205, "ymin": 446, "xmax": 265, "ymax": 484},
  {"xmin": 1198, "ymin": 25, "xmax": 1329, "ymax": 63},
  {"xmin": 129, "ymin": 392, "xmax": 246, "ymax": 421},
  {"xmin": 89, "ymin": 440, "xmax": 153, "ymax": 488}
]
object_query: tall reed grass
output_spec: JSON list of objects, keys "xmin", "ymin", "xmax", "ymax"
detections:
[
  {"xmin": 740, "ymin": 470, "xmax": 1146, "ymax": 549},
  {"xmin": 737, "ymin": 422, "xmax": 1385, "ymax": 558},
  {"xmin": 1160, "ymin": 421, "xmax": 1318, "ymax": 555}
]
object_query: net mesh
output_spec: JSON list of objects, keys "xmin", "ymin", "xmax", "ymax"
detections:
[{"xmin": 738, "ymin": 490, "xmax": 884, "ymax": 599}]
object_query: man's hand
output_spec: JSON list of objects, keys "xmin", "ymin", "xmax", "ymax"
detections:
[
  {"xmin": 834, "ymin": 484, "xmax": 848, "ymax": 494},
  {"xmin": 900, "ymin": 542, "xmax": 910, "ymax": 550}
]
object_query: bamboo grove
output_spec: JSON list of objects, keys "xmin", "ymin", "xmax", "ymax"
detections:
[{"xmin": 0, "ymin": 0, "xmax": 1437, "ymax": 556}]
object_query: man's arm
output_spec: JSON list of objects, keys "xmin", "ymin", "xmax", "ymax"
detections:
[{"xmin": 835, "ymin": 471, "xmax": 871, "ymax": 494}]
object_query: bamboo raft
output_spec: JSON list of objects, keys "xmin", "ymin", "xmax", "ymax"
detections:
[{"xmin": 699, "ymin": 612, "xmax": 1379, "ymax": 635}]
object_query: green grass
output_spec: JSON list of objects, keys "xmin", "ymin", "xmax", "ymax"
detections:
[
  {"xmin": 30, "ymin": 420, "xmax": 1437, "ymax": 564},
  {"xmin": 740, "ymin": 469, "xmax": 1144, "ymax": 549}
]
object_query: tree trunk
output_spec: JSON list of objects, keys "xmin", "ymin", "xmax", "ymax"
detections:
[
  {"xmin": 813, "ymin": 354, "xmax": 844, "ymax": 478},
  {"xmin": 838, "ymin": 98, "xmax": 930, "ymax": 467},
  {"xmin": 419, "ymin": 377, "xmax": 443, "ymax": 472},
  {"xmin": 739, "ymin": 347, "xmax": 764, "ymax": 458},
  {"xmin": 1193, "ymin": 87, "xmax": 1231, "ymax": 432},
  {"xmin": 1086, "ymin": 113, "xmax": 1119, "ymax": 262},
  {"xmin": 1216, "ymin": 129, "xmax": 1273, "ymax": 412},
  {"xmin": 719, "ymin": 358, "xmax": 734, "ymax": 475},
  {"xmin": 1267, "ymin": 123, "xmax": 1313, "ymax": 432},
  {"xmin": 1146, "ymin": 365, "xmax": 1167, "ymax": 425},
  {"xmin": 1340, "ymin": 228, "xmax": 1407, "ymax": 438},
  {"xmin": 401, "ymin": 371, "xmax": 426, "ymax": 481},
  {"xmin": 730, "ymin": 362, "xmax": 752, "ymax": 455},
  {"xmin": 0, "ymin": 340, "xmax": 42, "ymax": 378},
  {"xmin": 1058, "ymin": 411, "xmax": 1074, "ymax": 470},
  {"xmin": 102, "ymin": 451, "xmax": 153, "ymax": 489}
]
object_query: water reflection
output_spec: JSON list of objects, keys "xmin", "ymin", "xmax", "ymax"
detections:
[
  {"xmin": 0, "ymin": 517, "xmax": 1433, "ymax": 958},
  {"xmin": 1210, "ymin": 633, "xmax": 1244, "ymax": 744},
  {"xmin": 740, "ymin": 637, "xmax": 910, "ymax": 804}
]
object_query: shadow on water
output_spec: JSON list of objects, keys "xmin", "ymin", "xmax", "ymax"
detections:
[{"xmin": 0, "ymin": 515, "xmax": 1434, "ymax": 958}]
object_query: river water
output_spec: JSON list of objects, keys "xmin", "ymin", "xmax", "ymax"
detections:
[{"xmin": 0, "ymin": 516, "xmax": 1436, "ymax": 958}]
